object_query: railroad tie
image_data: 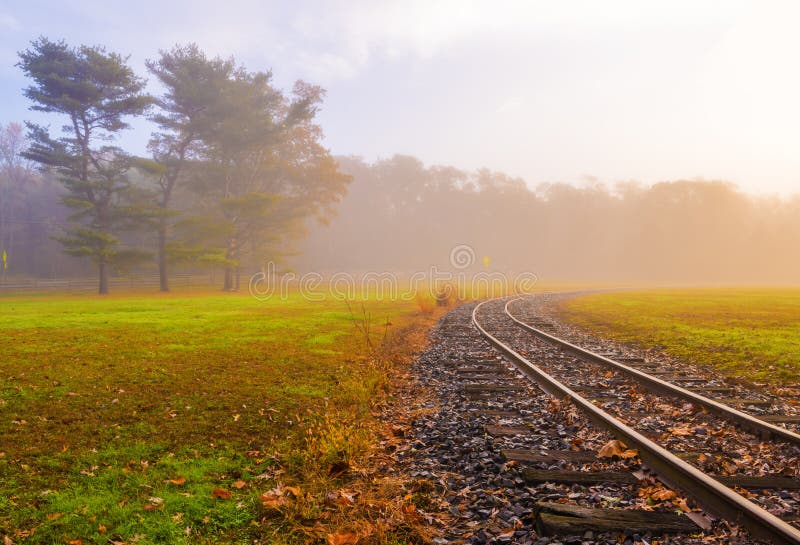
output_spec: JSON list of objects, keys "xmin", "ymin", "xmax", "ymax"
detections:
[
  {"xmin": 475, "ymin": 410, "xmax": 521, "ymax": 417},
  {"xmin": 759, "ymin": 414, "xmax": 800, "ymax": 424},
  {"xmin": 457, "ymin": 373, "xmax": 510, "ymax": 380},
  {"xmin": 522, "ymin": 468, "xmax": 639, "ymax": 485},
  {"xmin": 502, "ymin": 448, "xmax": 598, "ymax": 463},
  {"xmin": 463, "ymin": 384, "xmax": 525, "ymax": 393},
  {"xmin": 713, "ymin": 474, "xmax": 800, "ymax": 490},
  {"xmin": 455, "ymin": 366, "xmax": 503, "ymax": 375},
  {"xmin": 484, "ymin": 425, "xmax": 531, "ymax": 436},
  {"xmin": 688, "ymin": 386, "xmax": 736, "ymax": 394},
  {"xmin": 718, "ymin": 397, "xmax": 773, "ymax": 407},
  {"xmin": 505, "ymin": 448, "xmax": 716, "ymax": 465},
  {"xmin": 534, "ymin": 501, "xmax": 699, "ymax": 536}
]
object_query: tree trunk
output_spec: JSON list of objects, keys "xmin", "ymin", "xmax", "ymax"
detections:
[
  {"xmin": 223, "ymin": 267, "xmax": 234, "ymax": 291},
  {"xmin": 98, "ymin": 260, "xmax": 109, "ymax": 294},
  {"xmin": 223, "ymin": 235, "xmax": 236, "ymax": 291},
  {"xmin": 234, "ymin": 266, "xmax": 240, "ymax": 291},
  {"xmin": 158, "ymin": 224, "xmax": 169, "ymax": 292}
]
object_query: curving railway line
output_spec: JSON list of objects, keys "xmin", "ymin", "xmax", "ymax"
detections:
[{"xmin": 465, "ymin": 294, "xmax": 800, "ymax": 545}]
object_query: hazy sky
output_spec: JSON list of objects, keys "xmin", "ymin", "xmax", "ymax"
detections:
[{"xmin": 2, "ymin": 0, "xmax": 800, "ymax": 195}]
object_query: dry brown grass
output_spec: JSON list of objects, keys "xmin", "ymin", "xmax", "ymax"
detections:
[{"xmin": 261, "ymin": 304, "xmax": 449, "ymax": 544}]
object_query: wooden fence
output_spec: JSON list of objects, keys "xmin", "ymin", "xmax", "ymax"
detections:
[{"xmin": 0, "ymin": 273, "xmax": 217, "ymax": 292}]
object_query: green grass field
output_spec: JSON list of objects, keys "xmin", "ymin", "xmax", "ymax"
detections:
[
  {"xmin": 0, "ymin": 290, "xmax": 429, "ymax": 544},
  {"xmin": 560, "ymin": 288, "xmax": 800, "ymax": 385}
]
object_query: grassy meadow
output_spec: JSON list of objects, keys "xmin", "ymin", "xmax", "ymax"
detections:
[
  {"xmin": 560, "ymin": 288, "xmax": 800, "ymax": 385},
  {"xmin": 0, "ymin": 289, "xmax": 435, "ymax": 544}
]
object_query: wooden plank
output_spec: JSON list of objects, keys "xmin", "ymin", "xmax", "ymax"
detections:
[
  {"xmin": 618, "ymin": 357, "xmax": 646, "ymax": 363},
  {"xmin": 485, "ymin": 425, "xmax": 531, "ymax": 436},
  {"xmin": 523, "ymin": 468, "xmax": 639, "ymax": 485},
  {"xmin": 457, "ymin": 374, "xmax": 510, "ymax": 380},
  {"xmin": 719, "ymin": 398, "xmax": 773, "ymax": 407},
  {"xmin": 674, "ymin": 451, "xmax": 703, "ymax": 462},
  {"xmin": 463, "ymin": 384, "xmax": 524, "ymax": 393},
  {"xmin": 688, "ymin": 387, "xmax": 735, "ymax": 394},
  {"xmin": 535, "ymin": 502, "xmax": 698, "ymax": 535},
  {"xmin": 759, "ymin": 414, "xmax": 800, "ymax": 424},
  {"xmin": 503, "ymin": 449, "xmax": 598, "ymax": 463},
  {"xmin": 586, "ymin": 396, "xmax": 622, "ymax": 404},
  {"xmin": 623, "ymin": 361, "xmax": 656, "ymax": 368},
  {"xmin": 476, "ymin": 410, "xmax": 521, "ymax": 417},
  {"xmin": 456, "ymin": 366, "xmax": 502, "ymax": 374},
  {"xmin": 714, "ymin": 474, "xmax": 800, "ymax": 490}
]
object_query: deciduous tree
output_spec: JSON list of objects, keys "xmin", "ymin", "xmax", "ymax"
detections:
[{"xmin": 143, "ymin": 44, "xmax": 234, "ymax": 291}]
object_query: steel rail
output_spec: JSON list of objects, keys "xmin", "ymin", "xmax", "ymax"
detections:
[
  {"xmin": 503, "ymin": 297, "xmax": 800, "ymax": 446},
  {"xmin": 472, "ymin": 299, "xmax": 800, "ymax": 545}
]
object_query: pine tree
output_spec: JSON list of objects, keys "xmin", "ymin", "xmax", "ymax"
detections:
[{"xmin": 18, "ymin": 38, "xmax": 151, "ymax": 293}]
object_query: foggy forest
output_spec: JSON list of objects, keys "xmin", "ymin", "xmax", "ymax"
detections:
[
  {"xmin": 3, "ymin": 118, "xmax": 800, "ymax": 286},
  {"xmin": 3, "ymin": 39, "xmax": 800, "ymax": 291}
]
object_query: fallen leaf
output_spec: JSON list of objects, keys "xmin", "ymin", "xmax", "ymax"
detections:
[
  {"xmin": 283, "ymin": 485, "xmax": 301, "ymax": 497},
  {"xmin": 673, "ymin": 497, "xmax": 691, "ymax": 512},
  {"xmin": 597, "ymin": 439, "xmax": 638, "ymax": 459},
  {"xmin": 167, "ymin": 476, "xmax": 186, "ymax": 486},
  {"xmin": 232, "ymin": 480, "xmax": 247, "ymax": 489},
  {"xmin": 259, "ymin": 491, "xmax": 287, "ymax": 509},
  {"xmin": 733, "ymin": 486, "xmax": 756, "ymax": 499},
  {"xmin": 46, "ymin": 512, "xmax": 64, "ymax": 521},
  {"xmin": 401, "ymin": 503, "xmax": 422, "ymax": 522},
  {"xmin": 650, "ymin": 489, "xmax": 676, "ymax": 501},
  {"xmin": 336, "ymin": 489, "xmax": 358, "ymax": 506},
  {"xmin": 98, "ymin": 525, "xmax": 106, "ymax": 534},
  {"xmin": 326, "ymin": 531, "xmax": 360, "ymax": 545},
  {"xmin": 211, "ymin": 488, "xmax": 232, "ymax": 500}
]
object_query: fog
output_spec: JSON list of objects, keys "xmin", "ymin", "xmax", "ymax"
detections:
[{"xmin": 296, "ymin": 155, "xmax": 800, "ymax": 284}]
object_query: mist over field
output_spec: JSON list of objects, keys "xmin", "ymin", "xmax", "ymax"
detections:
[
  {"xmin": 6, "ymin": 133, "xmax": 800, "ymax": 285},
  {"xmin": 296, "ymin": 155, "xmax": 800, "ymax": 284},
  {"xmin": 4, "ymin": 2, "xmax": 800, "ymax": 290}
]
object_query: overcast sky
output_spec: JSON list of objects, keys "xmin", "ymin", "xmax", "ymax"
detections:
[{"xmin": 2, "ymin": 0, "xmax": 799, "ymax": 195}]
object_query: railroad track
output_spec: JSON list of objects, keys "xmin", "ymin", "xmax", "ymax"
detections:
[{"xmin": 467, "ymin": 295, "xmax": 800, "ymax": 545}]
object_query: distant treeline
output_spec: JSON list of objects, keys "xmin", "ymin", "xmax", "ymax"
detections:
[
  {"xmin": 297, "ymin": 155, "xmax": 800, "ymax": 283},
  {"xmin": 7, "ymin": 130, "xmax": 800, "ymax": 286}
]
